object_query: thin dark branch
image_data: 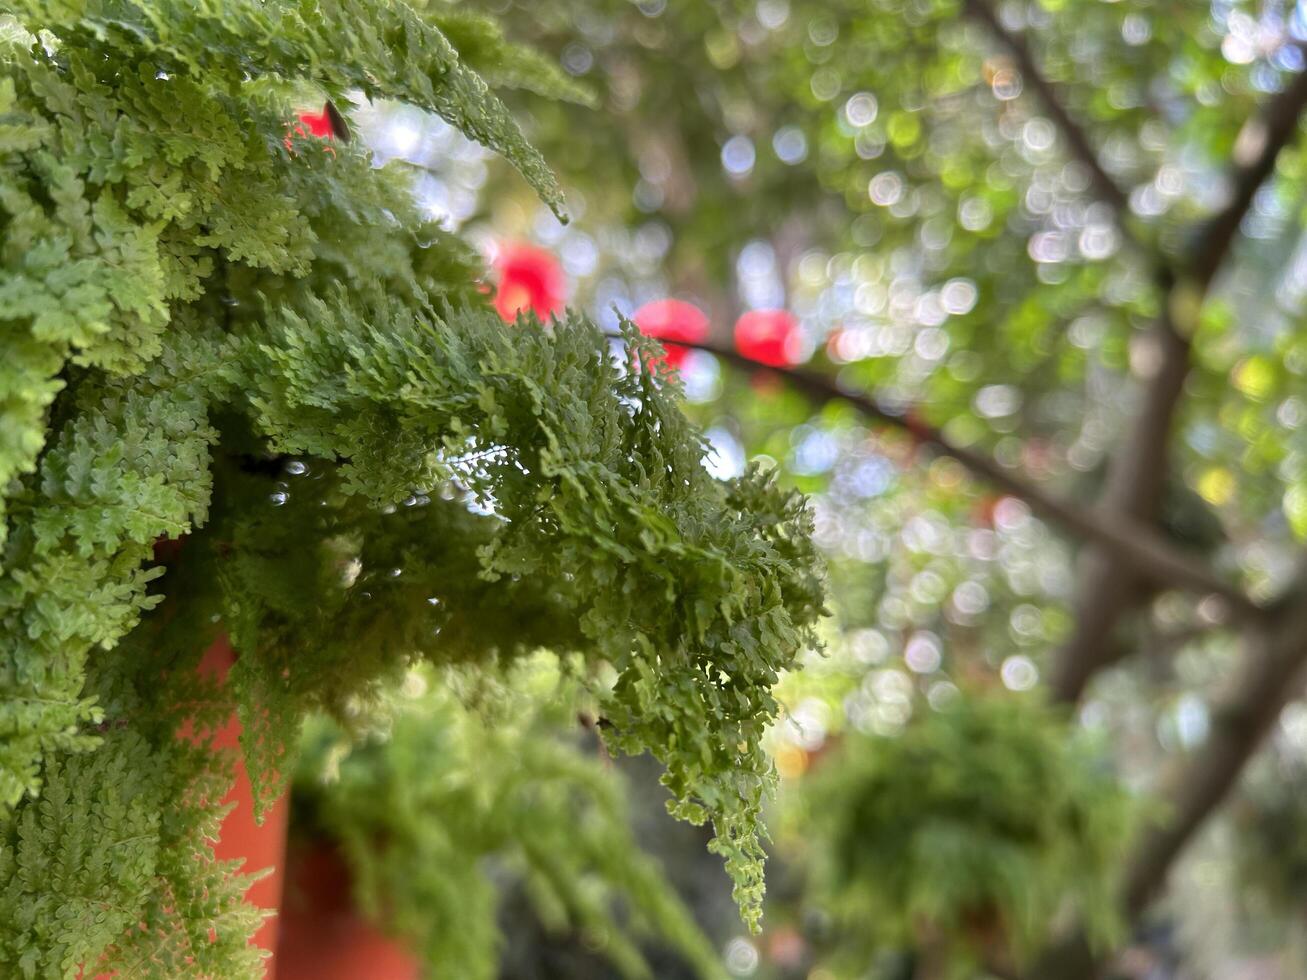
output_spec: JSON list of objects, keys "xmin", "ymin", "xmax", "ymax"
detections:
[
  {"xmin": 1124, "ymin": 640, "xmax": 1305, "ymax": 914},
  {"xmin": 1187, "ymin": 48, "xmax": 1307, "ymax": 287},
  {"xmin": 1147, "ymin": 622, "xmax": 1223, "ymax": 663},
  {"xmin": 1047, "ymin": 319, "xmax": 1192, "ymax": 702},
  {"xmin": 662, "ymin": 338, "xmax": 1258, "ymax": 617},
  {"xmin": 963, "ymin": 0, "xmax": 1134, "ymax": 223}
]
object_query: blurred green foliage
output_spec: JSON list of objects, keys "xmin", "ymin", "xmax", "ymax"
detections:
[
  {"xmin": 293, "ymin": 660, "xmax": 724, "ymax": 980},
  {"xmin": 791, "ymin": 693, "xmax": 1135, "ymax": 976}
]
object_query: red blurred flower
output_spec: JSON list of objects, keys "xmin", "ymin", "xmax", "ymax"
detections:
[
  {"xmin": 734, "ymin": 309, "xmax": 800, "ymax": 367},
  {"xmin": 285, "ymin": 109, "xmax": 337, "ymax": 152},
  {"xmin": 493, "ymin": 243, "xmax": 565, "ymax": 322},
  {"xmin": 297, "ymin": 109, "xmax": 335, "ymax": 138},
  {"xmin": 632, "ymin": 299, "xmax": 708, "ymax": 370}
]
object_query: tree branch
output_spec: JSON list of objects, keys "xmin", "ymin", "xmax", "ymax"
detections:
[
  {"xmin": 1047, "ymin": 56, "xmax": 1307, "ymax": 703},
  {"xmin": 1123, "ymin": 606, "xmax": 1307, "ymax": 916},
  {"xmin": 1028, "ymin": 570, "xmax": 1307, "ymax": 980},
  {"xmin": 663, "ymin": 338, "xmax": 1257, "ymax": 617},
  {"xmin": 963, "ymin": 0, "xmax": 1134, "ymax": 224},
  {"xmin": 1027, "ymin": 61, "xmax": 1307, "ymax": 977},
  {"xmin": 1187, "ymin": 49, "xmax": 1307, "ymax": 287},
  {"xmin": 961, "ymin": 0, "xmax": 1204, "ymax": 704},
  {"xmin": 1047, "ymin": 318, "xmax": 1191, "ymax": 701}
]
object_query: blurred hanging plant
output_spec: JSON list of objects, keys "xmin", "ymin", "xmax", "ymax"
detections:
[
  {"xmin": 291, "ymin": 659, "xmax": 724, "ymax": 980},
  {"xmin": 0, "ymin": 2, "xmax": 824, "ymax": 976},
  {"xmin": 790, "ymin": 693, "xmax": 1137, "ymax": 977}
]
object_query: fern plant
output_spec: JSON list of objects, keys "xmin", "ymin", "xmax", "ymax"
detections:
[{"xmin": 0, "ymin": 2, "xmax": 824, "ymax": 976}]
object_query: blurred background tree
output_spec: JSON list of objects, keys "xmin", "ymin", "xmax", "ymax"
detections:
[{"xmin": 11, "ymin": 0, "xmax": 1307, "ymax": 977}]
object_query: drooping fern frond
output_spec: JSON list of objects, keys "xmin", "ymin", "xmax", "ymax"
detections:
[
  {"xmin": 416, "ymin": 2, "xmax": 598, "ymax": 106},
  {"xmin": 212, "ymin": 300, "xmax": 824, "ymax": 920}
]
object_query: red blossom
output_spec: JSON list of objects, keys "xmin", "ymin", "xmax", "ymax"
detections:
[
  {"xmin": 285, "ymin": 109, "xmax": 338, "ymax": 152},
  {"xmin": 734, "ymin": 308, "xmax": 801, "ymax": 367},
  {"xmin": 492, "ymin": 242, "xmax": 566, "ymax": 322},
  {"xmin": 631, "ymin": 299, "xmax": 708, "ymax": 370},
  {"xmin": 297, "ymin": 109, "xmax": 335, "ymax": 138}
]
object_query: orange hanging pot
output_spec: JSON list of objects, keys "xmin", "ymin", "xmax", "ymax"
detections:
[
  {"xmin": 82, "ymin": 633, "xmax": 291, "ymax": 980},
  {"xmin": 276, "ymin": 839, "xmax": 420, "ymax": 980},
  {"xmin": 199, "ymin": 635, "xmax": 293, "ymax": 975},
  {"xmin": 84, "ymin": 539, "xmax": 414, "ymax": 979},
  {"xmin": 202, "ymin": 630, "xmax": 419, "ymax": 980}
]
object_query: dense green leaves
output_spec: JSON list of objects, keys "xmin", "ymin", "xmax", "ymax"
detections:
[
  {"xmin": 0, "ymin": 359, "xmax": 220, "ymax": 810},
  {"xmin": 8, "ymin": 0, "xmax": 567, "ymax": 216},
  {"xmin": 0, "ymin": 712, "xmax": 264, "ymax": 980}
]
